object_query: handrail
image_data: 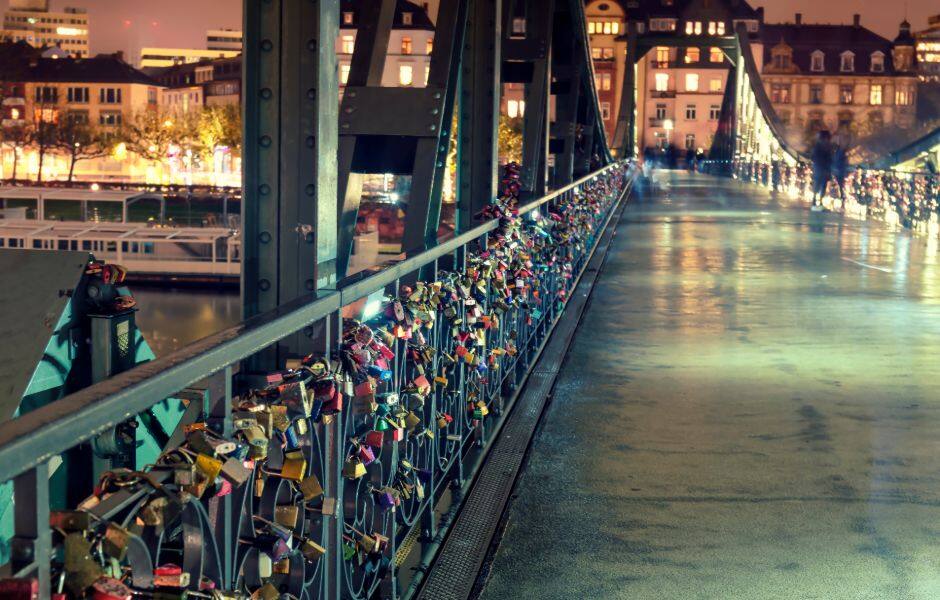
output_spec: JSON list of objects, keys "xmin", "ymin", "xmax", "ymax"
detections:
[{"xmin": 0, "ymin": 162, "xmax": 625, "ymax": 485}]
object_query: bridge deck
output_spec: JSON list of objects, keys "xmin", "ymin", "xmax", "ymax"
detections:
[{"xmin": 478, "ymin": 171, "xmax": 940, "ymax": 599}]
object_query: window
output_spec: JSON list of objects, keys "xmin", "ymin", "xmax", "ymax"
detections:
[
  {"xmin": 871, "ymin": 52, "xmax": 884, "ymax": 72},
  {"xmin": 685, "ymin": 21, "xmax": 693, "ymax": 35},
  {"xmin": 602, "ymin": 47, "xmax": 614, "ymax": 59},
  {"xmin": 426, "ymin": 38, "xmax": 433, "ymax": 54},
  {"xmin": 401, "ymin": 37, "xmax": 412, "ymax": 54},
  {"xmin": 710, "ymin": 47, "xmax": 723, "ymax": 63},
  {"xmin": 655, "ymin": 47, "xmax": 670, "ymax": 67},
  {"xmin": 399, "ymin": 65, "xmax": 413, "ymax": 86},
  {"xmin": 340, "ymin": 64, "xmax": 350, "ymax": 85},
  {"xmin": 99, "ymin": 111, "xmax": 122, "ymax": 126},
  {"xmin": 66, "ymin": 110, "xmax": 88, "ymax": 124},
  {"xmin": 685, "ymin": 73, "xmax": 699, "ymax": 92},
  {"xmin": 511, "ymin": 17, "xmax": 526, "ymax": 35},
  {"xmin": 600, "ymin": 102, "xmax": 611, "ymax": 120},
  {"xmin": 592, "ymin": 47, "xmax": 601, "ymax": 59},
  {"xmin": 838, "ymin": 112, "xmax": 853, "ymax": 129},
  {"xmin": 709, "ymin": 104, "xmax": 721, "ymax": 120},
  {"xmin": 811, "ymin": 51, "xmax": 824, "ymax": 72},
  {"xmin": 896, "ymin": 88, "xmax": 913, "ymax": 105},
  {"xmin": 684, "ymin": 47, "xmax": 700, "ymax": 64},
  {"xmin": 66, "ymin": 86, "xmax": 88, "ymax": 103},
  {"xmin": 650, "ymin": 19, "xmax": 676, "ymax": 32},
  {"xmin": 771, "ymin": 83, "xmax": 791, "ymax": 104},
  {"xmin": 34, "ymin": 86, "xmax": 57, "ymax": 103},
  {"xmin": 588, "ymin": 21, "xmax": 595, "ymax": 34},
  {"xmin": 708, "ymin": 21, "xmax": 716, "ymax": 35},
  {"xmin": 839, "ymin": 85, "xmax": 853, "ymax": 104},
  {"xmin": 810, "ymin": 85, "xmax": 824, "ymax": 104},
  {"xmin": 709, "ymin": 78, "xmax": 722, "ymax": 93},
  {"xmin": 342, "ymin": 11, "xmax": 354, "ymax": 25},
  {"xmin": 772, "ymin": 53, "xmax": 791, "ymax": 69},
  {"xmin": 685, "ymin": 104, "xmax": 697, "ymax": 120},
  {"xmin": 840, "ymin": 51, "xmax": 855, "ymax": 72},
  {"xmin": 869, "ymin": 84, "xmax": 883, "ymax": 105},
  {"xmin": 341, "ymin": 35, "xmax": 354, "ymax": 54},
  {"xmin": 685, "ymin": 133, "xmax": 695, "ymax": 150},
  {"xmin": 401, "ymin": 12, "xmax": 413, "ymax": 26},
  {"xmin": 695, "ymin": 21, "xmax": 702, "ymax": 35},
  {"xmin": 655, "ymin": 104, "xmax": 667, "ymax": 120},
  {"xmin": 654, "ymin": 73, "xmax": 669, "ymax": 92},
  {"xmin": 717, "ymin": 22, "xmax": 725, "ymax": 35},
  {"xmin": 507, "ymin": 99, "xmax": 525, "ymax": 118},
  {"xmin": 424, "ymin": 65, "xmax": 429, "ymax": 85},
  {"xmin": 596, "ymin": 72, "xmax": 612, "ymax": 91},
  {"xmin": 99, "ymin": 88, "xmax": 122, "ymax": 104},
  {"xmin": 868, "ymin": 111, "xmax": 884, "ymax": 128}
]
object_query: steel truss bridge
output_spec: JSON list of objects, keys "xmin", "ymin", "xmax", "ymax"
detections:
[{"xmin": 0, "ymin": 3, "xmax": 937, "ymax": 600}]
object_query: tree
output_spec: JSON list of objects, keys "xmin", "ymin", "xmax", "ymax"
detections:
[
  {"xmin": 54, "ymin": 118, "xmax": 113, "ymax": 182},
  {"xmin": 196, "ymin": 104, "xmax": 241, "ymax": 161},
  {"xmin": 31, "ymin": 102, "xmax": 58, "ymax": 183},
  {"xmin": 120, "ymin": 110, "xmax": 182, "ymax": 162},
  {"xmin": 498, "ymin": 115, "xmax": 523, "ymax": 164},
  {"xmin": 1, "ymin": 122, "xmax": 31, "ymax": 181}
]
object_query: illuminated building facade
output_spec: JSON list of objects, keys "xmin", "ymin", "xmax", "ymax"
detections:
[
  {"xmin": 916, "ymin": 14, "xmax": 940, "ymax": 82},
  {"xmin": 1, "ymin": 0, "xmax": 88, "ymax": 58},
  {"xmin": 138, "ymin": 48, "xmax": 240, "ymax": 69},
  {"xmin": 207, "ymin": 28, "xmax": 243, "ymax": 52},
  {"xmin": 760, "ymin": 15, "xmax": 919, "ymax": 139}
]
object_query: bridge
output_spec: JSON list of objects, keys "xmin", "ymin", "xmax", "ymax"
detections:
[{"xmin": 0, "ymin": 1, "xmax": 937, "ymax": 599}]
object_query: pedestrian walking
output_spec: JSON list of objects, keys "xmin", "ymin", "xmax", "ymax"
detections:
[
  {"xmin": 811, "ymin": 130, "xmax": 833, "ymax": 209},
  {"xmin": 833, "ymin": 144, "xmax": 848, "ymax": 209}
]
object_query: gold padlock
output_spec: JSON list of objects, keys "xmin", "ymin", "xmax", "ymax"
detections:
[
  {"xmin": 342, "ymin": 457, "xmax": 367, "ymax": 480},
  {"xmin": 280, "ymin": 454, "xmax": 307, "ymax": 481},
  {"xmin": 301, "ymin": 538, "xmax": 326, "ymax": 561},
  {"xmin": 274, "ymin": 504, "xmax": 300, "ymax": 528},
  {"xmin": 63, "ymin": 532, "xmax": 103, "ymax": 594},
  {"xmin": 298, "ymin": 474, "xmax": 323, "ymax": 501},
  {"xmin": 102, "ymin": 522, "xmax": 130, "ymax": 561}
]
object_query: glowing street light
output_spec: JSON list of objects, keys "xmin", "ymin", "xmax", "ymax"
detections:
[{"xmin": 663, "ymin": 119, "xmax": 674, "ymax": 145}]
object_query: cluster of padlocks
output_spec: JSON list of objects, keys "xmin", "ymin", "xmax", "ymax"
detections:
[{"xmin": 16, "ymin": 162, "xmax": 630, "ymax": 600}]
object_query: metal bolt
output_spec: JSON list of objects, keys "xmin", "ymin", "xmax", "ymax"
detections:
[
  {"xmin": 305, "ymin": 232, "xmax": 315, "ymax": 243},
  {"xmin": 303, "ymin": 326, "xmax": 314, "ymax": 337},
  {"xmin": 260, "ymin": 88, "xmax": 273, "ymax": 99},
  {"xmin": 433, "ymin": 92, "xmax": 441, "ymax": 99},
  {"xmin": 430, "ymin": 108, "xmax": 439, "ymax": 115},
  {"xmin": 261, "ymin": 39, "xmax": 273, "ymax": 52},
  {"xmin": 307, "ymin": 39, "xmax": 317, "ymax": 51},
  {"xmin": 259, "ymin": 279, "xmax": 271, "ymax": 291},
  {"xmin": 307, "ymin": 88, "xmax": 316, "ymax": 100},
  {"xmin": 260, "ymin": 135, "xmax": 272, "ymax": 147},
  {"xmin": 430, "ymin": 124, "xmax": 437, "ymax": 131},
  {"xmin": 306, "ymin": 136, "xmax": 315, "ymax": 148},
  {"xmin": 259, "ymin": 183, "xmax": 271, "ymax": 195},
  {"xmin": 341, "ymin": 123, "xmax": 350, "ymax": 129},
  {"xmin": 259, "ymin": 231, "xmax": 272, "ymax": 243},
  {"xmin": 305, "ymin": 184, "xmax": 316, "ymax": 196}
]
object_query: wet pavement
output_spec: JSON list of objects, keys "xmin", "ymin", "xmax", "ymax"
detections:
[{"xmin": 478, "ymin": 172, "xmax": 940, "ymax": 600}]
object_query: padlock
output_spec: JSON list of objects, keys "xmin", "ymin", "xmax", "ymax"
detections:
[
  {"xmin": 363, "ymin": 430, "xmax": 384, "ymax": 448},
  {"xmin": 270, "ymin": 405, "xmax": 291, "ymax": 432},
  {"xmin": 63, "ymin": 533, "xmax": 103, "ymax": 594},
  {"xmin": 220, "ymin": 457, "xmax": 252, "ymax": 486},
  {"xmin": 273, "ymin": 557, "xmax": 291, "ymax": 574},
  {"xmin": 357, "ymin": 445, "xmax": 376, "ymax": 465},
  {"xmin": 90, "ymin": 577, "xmax": 132, "ymax": 600},
  {"xmin": 391, "ymin": 427, "xmax": 405, "ymax": 442},
  {"xmin": 274, "ymin": 505, "xmax": 299, "ymax": 528},
  {"xmin": 298, "ymin": 474, "xmax": 323, "ymax": 501},
  {"xmin": 102, "ymin": 522, "xmax": 130, "ymax": 561},
  {"xmin": 243, "ymin": 425, "xmax": 268, "ymax": 448},
  {"xmin": 251, "ymin": 582, "xmax": 280, "ymax": 600},
  {"xmin": 280, "ymin": 454, "xmax": 306, "ymax": 481},
  {"xmin": 49, "ymin": 510, "xmax": 92, "ymax": 532},
  {"xmin": 358, "ymin": 533, "xmax": 379, "ymax": 554},
  {"xmin": 301, "ymin": 538, "xmax": 326, "ymax": 562},
  {"xmin": 342, "ymin": 457, "xmax": 367, "ymax": 480},
  {"xmin": 279, "ymin": 380, "xmax": 310, "ymax": 417},
  {"xmin": 0, "ymin": 578, "xmax": 39, "ymax": 600},
  {"xmin": 195, "ymin": 454, "xmax": 223, "ymax": 482},
  {"xmin": 404, "ymin": 411, "xmax": 422, "ymax": 431},
  {"xmin": 153, "ymin": 564, "xmax": 190, "ymax": 588}
]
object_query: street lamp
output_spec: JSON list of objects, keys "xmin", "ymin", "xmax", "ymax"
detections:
[{"xmin": 663, "ymin": 119, "xmax": 674, "ymax": 146}]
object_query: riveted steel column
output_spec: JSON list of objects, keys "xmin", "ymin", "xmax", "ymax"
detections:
[
  {"xmin": 243, "ymin": 0, "xmax": 338, "ymax": 366},
  {"xmin": 457, "ymin": 0, "xmax": 502, "ymax": 231},
  {"xmin": 613, "ymin": 23, "xmax": 637, "ymax": 157},
  {"xmin": 550, "ymin": 3, "xmax": 582, "ymax": 188}
]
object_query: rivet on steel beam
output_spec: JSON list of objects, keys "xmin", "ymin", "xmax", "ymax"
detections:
[
  {"xmin": 261, "ymin": 39, "xmax": 273, "ymax": 51},
  {"xmin": 307, "ymin": 88, "xmax": 316, "ymax": 100},
  {"xmin": 260, "ymin": 135, "xmax": 272, "ymax": 147},
  {"xmin": 304, "ymin": 279, "xmax": 315, "ymax": 291},
  {"xmin": 306, "ymin": 136, "xmax": 315, "ymax": 148},
  {"xmin": 259, "ymin": 183, "xmax": 271, "ymax": 195},
  {"xmin": 307, "ymin": 39, "xmax": 317, "ymax": 51},
  {"xmin": 433, "ymin": 92, "xmax": 441, "ymax": 99},
  {"xmin": 305, "ymin": 184, "xmax": 316, "ymax": 196},
  {"xmin": 305, "ymin": 232, "xmax": 315, "ymax": 243},
  {"xmin": 304, "ymin": 326, "xmax": 314, "ymax": 337},
  {"xmin": 260, "ymin": 88, "xmax": 272, "ymax": 99},
  {"xmin": 430, "ymin": 108, "xmax": 439, "ymax": 115},
  {"xmin": 259, "ymin": 231, "xmax": 272, "ymax": 243},
  {"xmin": 259, "ymin": 279, "xmax": 271, "ymax": 291},
  {"xmin": 429, "ymin": 124, "xmax": 437, "ymax": 131}
]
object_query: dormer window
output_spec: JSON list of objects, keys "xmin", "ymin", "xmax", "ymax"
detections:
[
  {"xmin": 840, "ymin": 51, "xmax": 855, "ymax": 72},
  {"xmin": 810, "ymin": 50, "xmax": 825, "ymax": 72},
  {"xmin": 402, "ymin": 12, "xmax": 413, "ymax": 25},
  {"xmin": 871, "ymin": 51, "xmax": 885, "ymax": 72},
  {"xmin": 342, "ymin": 11, "xmax": 354, "ymax": 25}
]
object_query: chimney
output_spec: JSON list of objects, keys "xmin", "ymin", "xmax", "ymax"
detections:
[
  {"xmin": 795, "ymin": 13, "xmax": 802, "ymax": 26},
  {"xmin": 114, "ymin": 50, "xmax": 124, "ymax": 62},
  {"xmin": 853, "ymin": 14, "xmax": 860, "ymax": 28}
]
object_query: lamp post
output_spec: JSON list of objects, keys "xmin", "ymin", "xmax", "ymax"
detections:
[{"xmin": 664, "ymin": 119, "xmax": 674, "ymax": 147}]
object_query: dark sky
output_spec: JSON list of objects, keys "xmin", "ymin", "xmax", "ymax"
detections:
[{"xmin": 0, "ymin": 0, "xmax": 934, "ymax": 55}]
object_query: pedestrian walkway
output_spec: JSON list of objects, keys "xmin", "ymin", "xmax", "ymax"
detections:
[{"xmin": 478, "ymin": 171, "xmax": 940, "ymax": 600}]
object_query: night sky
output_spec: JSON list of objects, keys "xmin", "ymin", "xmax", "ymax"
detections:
[{"xmin": 0, "ymin": 0, "xmax": 934, "ymax": 55}]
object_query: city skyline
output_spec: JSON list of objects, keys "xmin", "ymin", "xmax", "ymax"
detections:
[{"xmin": 0, "ymin": 0, "xmax": 934, "ymax": 56}]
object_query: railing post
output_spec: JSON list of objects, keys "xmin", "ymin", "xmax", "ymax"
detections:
[{"xmin": 11, "ymin": 462, "xmax": 50, "ymax": 598}]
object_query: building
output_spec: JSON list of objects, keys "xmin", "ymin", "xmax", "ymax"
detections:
[
  {"xmin": 760, "ymin": 14, "xmax": 919, "ymax": 144},
  {"xmin": 585, "ymin": 1, "xmax": 627, "ymax": 140},
  {"xmin": 207, "ymin": 28, "xmax": 242, "ymax": 52},
  {"xmin": 625, "ymin": 0, "xmax": 764, "ymax": 153},
  {"xmin": 1, "ymin": 0, "xmax": 88, "ymax": 58},
  {"xmin": 916, "ymin": 14, "xmax": 940, "ymax": 82},
  {"xmin": 137, "ymin": 48, "xmax": 239, "ymax": 69},
  {"xmin": 148, "ymin": 55, "xmax": 242, "ymax": 112},
  {"xmin": 337, "ymin": 0, "xmax": 436, "ymax": 94}
]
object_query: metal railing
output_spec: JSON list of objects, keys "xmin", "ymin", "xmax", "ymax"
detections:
[{"xmin": 0, "ymin": 162, "xmax": 635, "ymax": 599}]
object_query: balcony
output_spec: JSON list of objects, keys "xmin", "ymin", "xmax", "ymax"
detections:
[{"xmin": 650, "ymin": 90, "xmax": 676, "ymax": 98}]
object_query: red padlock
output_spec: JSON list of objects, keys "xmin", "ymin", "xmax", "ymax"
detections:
[{"xmin": 91, "ymin": 577, "xmax": 132, "ymax": 600}]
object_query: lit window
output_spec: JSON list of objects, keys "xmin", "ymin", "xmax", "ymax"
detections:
[
  {"xmin": 399, "ymin": 65, "xmax": 413, "ymax": 86},
  {"xmin": 424, "ymin": 65, "xmax": 429, "ymax": 85},
  {"xmin": 708, "ymin": 21, "xmax": 716, "ymax": 35},
  {"xmin": 600, "ymin": 101, "xmax": 611, "ymax": 120},
  {"xmin": 588, "ymin": 21, "xmax": 596, "ymax": 35},
  {"xmin": 685, "ymin": 73, "xmax": 699, "ymax": 92},
  {"xmin": 709, "ymin": 78, "xmax": 722, "ymax": 92},
  {"xmin": 896, "ymin": 88, "xmax": 912, "ymax": 105},
  {"xmin": 340, "ymin": 64, "xmax": 350, "ymax": 85},
  {"xmin": 402, "ymin": 36, "xmax": 412, "ymax": 54},
  {"xmin": 685, "ymin": 21, "xmax": 693, "ymax": 35},
  {"xmin": 869, "ymin": 84, "xmax": 883, "ymax": 105},
  {"xmin": 684, "ymin": 47, "xmax": 700, "ymax": 63},
  {"xmin": 507, "ymin": 99, "xmax": 520, "ymax": 118},
  {"xmin": 717, "ymin": 22, "xmax": 725, "ymax": 35},
  {"xmin": 342, "ymin": 12, "xmax": 354, "ymax": 25},
  {"xmin": 655, "ymin": 73, "xmax": 669, "ymax": 92},
  {"xmin": 341, "ymin": 35, "xmax": 354, "ymax": 54},
  {"xmin": 840, "ymin": 84, "xmax": 853, "ymax": 104},
  {"xmin": 402, "ymin": 12, "xmax": 412, "ymax": 26},
  {"xmin": 710, "ymin": 47, "xmax": 723, "ymax": 63},
  {"xmin": 602, "ymin": 47, "xmax": 614, "ymax": 59},
  {"xmin": 592, "ymin": 47, "xmax": 601, "ymax": 59},
  {"xmin": 611, "ymin": 22, "xmax": 620, "ymax": 34},
  {"xmin": 656, "ymin": 47, "xmax": 669, "ymax": 67},
  {"xmin": 694, "ymin": 22, "xmax": 702, "ymax": 35},
  {"xmin": 10, "ymin": 108, "xmax": 20, "ymax": 120},
  {"xmin": 603, "ymin": 21, "xmax": 611, "ymax": 34},
  {"xmin": 426, "ymin": 38, "xmax": 434, "ymax": 54},
  {"xmin": 599, "ymin": 72, "xmax": 611, "ymax": 90},
  {"xmin": 512, "ymin": 17, "xmax": 526, "ymax": 35}
]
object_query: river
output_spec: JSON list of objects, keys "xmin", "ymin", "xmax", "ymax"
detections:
[{"xmin": 132, "ymin": 288, "xmax": 241, "ymax": 358}]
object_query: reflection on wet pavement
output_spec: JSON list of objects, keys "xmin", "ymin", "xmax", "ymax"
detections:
[{"xmin": 479, "ymin": 172, "xmax": 940, "ymax": 600}]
